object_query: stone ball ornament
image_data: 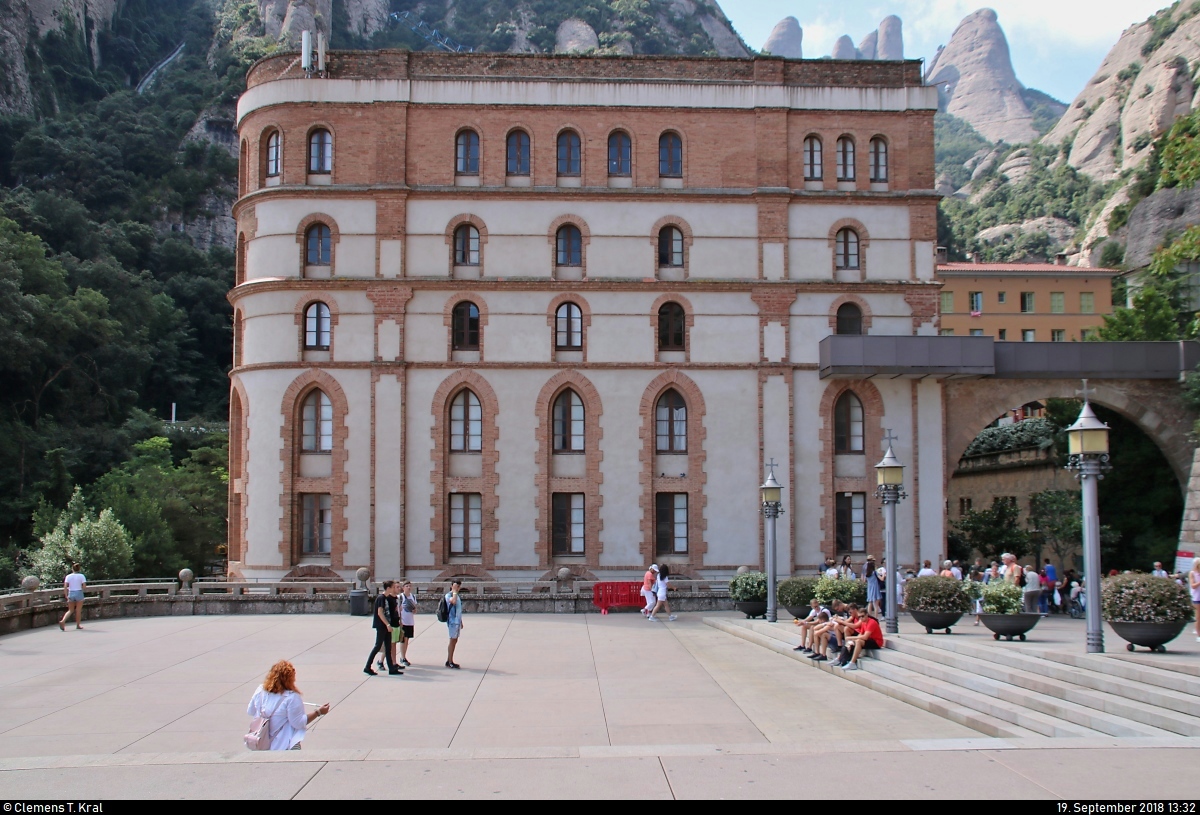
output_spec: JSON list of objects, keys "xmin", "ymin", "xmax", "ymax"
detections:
[
  {"xmin": 21, "ymin": 575, "xmax": 39, "ymax": 592},
  {"xmin": 356, "ymin": 567, "xmax": 371, "ymax": 586},
  {"xmin": 178, "ymin": 568, "xmax": 194, "ymax": 585},
  {"xmin": 736, "ymin": 565, "xmax": 751, "ymax": 575},
  {"xmin": 557, "ymin": 567, "xmax": 573, "ymax": 581}
]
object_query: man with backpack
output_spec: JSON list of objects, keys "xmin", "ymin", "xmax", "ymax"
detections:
[{"xmin": 439, "ymin": 578, "xmax": 464, "ymax": 669}]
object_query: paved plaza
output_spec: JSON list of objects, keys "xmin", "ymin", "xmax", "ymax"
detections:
[{"xmin": 1, "ymin": 611, "xmax": 1198, "ymax": 798}]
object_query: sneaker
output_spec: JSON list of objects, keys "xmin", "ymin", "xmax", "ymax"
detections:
[
  {"xmin": 400, "ymin": 659, "xmax": 411, "ymax": 667},
  {"xmin": 376, "ymin": 661, "xmax": 384, "ymax": 671},
  {"xmin": 842, "ymin": 662, "xmax": 858, "ymax": 671},
  {"xmin": 647, "ymin": 616, "xmax": 659, "ymax": 622},
  {"xmin": 813, "ymin": 655, "xmax": 827, "ymax": 662},
  {"xmin": 792, "ymin": 645, "xmax": 805, "ymax": 651},
  {"xmin": 364, "ymin": 667, "xmax": 377, "ymax": 676},
  {"xmin": 829, "ymin": 660, "xmax": 844, "ymax": 668},
  {"xmin": 806, "ymin": 652, "xmax": 820, "ymax": 659},
  {"xmin": 668, "ymin": 615, "xmax": 678, "ymax": 621}
]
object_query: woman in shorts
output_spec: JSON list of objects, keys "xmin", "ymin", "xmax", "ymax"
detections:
[
  {"xmin": 1190, "ymin": 558, "xmax": 1200, "ymax": 642},
  {"xmin": 647, "ymin": 564, "xmax": 677, "ymax": 622},
  {"xmin": 59, "ymin": 563, "xmax": 86, "ymax": 631}
]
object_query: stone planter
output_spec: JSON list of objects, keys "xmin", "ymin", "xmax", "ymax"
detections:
[
  {"xmin": 909, "ymin": 610, "xmax": 963, "ymax": 634},
  {"xmin": 785, "ymin": 606, "xmax": 811, "ymax": 620},
  {"xmin": 979, "ymin": 613, "xmax": 1041, "ymax": 641},
  {"xmin": 1109, "ymin": 620, "xmax": 1188, "ymax": 653},
  {"xmin": 734, "ymin": 601, "xmax": 768, "ymax": 619}
]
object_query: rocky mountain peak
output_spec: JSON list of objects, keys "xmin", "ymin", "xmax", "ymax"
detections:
[{"xmin": 762, "ymin": 16, "xmax": 802, "ymax": 59}]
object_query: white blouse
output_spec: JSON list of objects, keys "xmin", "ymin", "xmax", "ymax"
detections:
[{"xmin": 246, "ymin": 687, "xmax": 307, "ymax": 750}]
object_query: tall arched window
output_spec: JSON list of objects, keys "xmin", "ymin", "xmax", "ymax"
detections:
[
  {"xmin": 655, "ymin": 389, "xmax": 687, "ymax": 452},
  {"xmin": 301, "ymin": 390, "xmax": 333, "ymax": 452},
  {"xmin": 608, "ymin": 131, "xmax": 631, "ymax": 176},
  {"xmin": 870, "ymin": 137, "xmax": 888, "ymax": 182},
  {"xmin": 836, "ymin": 303, "xmax": 863, "ymax": 335},
  {"xmin": 834, "ymin": 392, "xmax": 864, "ymax": 453},
  {"xmin": 552, "ymin": 390, "xmax": 584, "ymax": 452},
  {"xmin": 804, "ymin": 135, "xmax": 823, "ymax": 180},
  {"xmin": 306, "ymin": 224, "xmax": 331, "ymax": 266},
  {"xmin": 266, "ymin": 130, "xmax": 281, "ymax": 178},
  {"xmin": 557, "ymin": 130, "xmax": 581, "ymax": 176},
  {"xmin": 309, "ymin": 129, "xmax": 332, "ymax": 174},
  {"xmin": 835, "ymin": 229, "xmax": 860, "ymax": 270},
  {"xmin": 305, "ymin": 302, "xmax": 331, "ymax": 349},
  {"xmin": 659, "ymin": 132, "xmax": 682, "ymax": 177},
  {"xmin": 452, "ymin": 301, "xmax": 480, "ymax": 350},
  {"xmin": 449, "ymin": 389, "xmax": 482, "ymax": 452},
  {"xmin": 556, "ymin": 225, "xmax": 582, "ymax": 267},
  {"xmin": 456, "ymin": 129, "xmax": 480, "ymax": 175},
  {"xmin": 555, "ymin": 302, "xmax": 582, "ymax": 349},
  {"xmin": 507, "ymin": 130, "xmax": 531, "ymax": 176},
  {"xmin": 836, "ymin": 136, "xmax": 855, "ymax": 182},
  {"xmin": 658, "ymin": 302, "xmax": 686, "ymax": 350},
  {"xmin": 453, "ymin": 225, "xmax": 480, "ymax": 266},
  {"xmin": 658, "ymin": 226, "xmax": 684, "ymax": 267}
]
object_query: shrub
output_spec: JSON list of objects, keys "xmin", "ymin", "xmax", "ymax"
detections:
[
  {"xmin": 981, "ymin": 580, "xmax": 1023, "ymax": 614},
  {"xmin": 904, "ymin": 576, "xmax": 971, "ymax": 613},
  {"xmin": 1102, "ymin": 573, "xmax": 1194, "ymax": 623},
  {"xmin": 729, "ymin": 571, "xmax": 768, "ymax": 602},
  {"xmin": 777, "ymin": 576, "xmax": 819, "ymax": 608},
  {"xmin": 814, "ymin": 575, "xmax": 867, "ymax": 606}
]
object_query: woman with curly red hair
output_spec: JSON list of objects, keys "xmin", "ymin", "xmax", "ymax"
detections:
[{"xmin": 246, "ymin": 660, "xmax": 330, "ymax": 750}]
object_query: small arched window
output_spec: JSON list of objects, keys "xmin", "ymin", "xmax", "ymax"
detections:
[
  {"xmin": 834, "ymin": 392, "xmax": 864, "ymax": 453},
  {"xmin": 836, "ymin": 136, "xmax": 855, "ymax": 182},
  {"xmin": 556, "ymin": 302, "xmax": 582, "ymax": 349},
  {"xmin": 306, "ymin": 224, "xmax": 331, "ymax": 266},
  {"xmin": 309, "ymin": 129, "xmax": 332, "ymax": 174},
  {"xmin": 659, "ymin": 132, "xmax": 682, "ymax": 177},
  {"xmin": 452, "ymin": 301, "xmax": 480, "ymax": 350},
  {"xmin": 305, "ymin": 302, "xmax": 331, "ymax": 349},
  {"xmin": 453, "ymin": 224, "xmax": 480, "ymax": 266},
  {"xmin": 456, "ymin": 130, "xmax": 480, "ymax": 175},
  {"xmin": 658, "ymin": 302, "xmax": 686, "ymax": 351},
  {"xmin": 266, "ymin": 130, "xmax": 281, "ymax": 178},
  {"xmin": 804, "ymin": 136, "xmax": 823, "ymax": 180},
  {"xmin": 870, "ymin": 137, "xmax": 888, "ymax": 182},
  {"xmin": 507, "ymin": 130, "xmax": 531, "ymax": 176},
  {"xmin": 836, "ymin": 303, "xmax": 863, "ymax": 336},
  {"xmin": 553, "ymin": 390, "xmax": 584, "ymax": 452},
  {"xmin": 658, "ymin": 226, "xmax": 684, "ymax": 267},
  {"xmin": 557, "ymin": 130, "xmax": 581, "ymax": 176},
  {"xmin": 835, "ymin": 229, "xmax": 860, "ymax": 270},
  {"xmin": 301, "ymin": 389, "xmax": 333, "ymax": 452},
  {"xmin": 655, "ymin": 389, "xmax": 687, "ymax": 453},
  {"xmin": 608, "ymin": 131, "xmax": 631, "ymax": 176},
  {"xmin": 556, "ymin": 225, "xmax": 582, "ymax": 267},
  {"xmin": 449, "ymin": 389, "xmax": 482, "ymax": 452}
]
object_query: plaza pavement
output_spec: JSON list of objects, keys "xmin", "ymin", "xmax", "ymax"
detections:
[{"xmin": 1, "ymin": 611, "xmax": 1197, "ymax": 798}]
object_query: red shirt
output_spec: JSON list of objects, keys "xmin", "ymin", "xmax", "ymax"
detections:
[{"xmin": 860, "ymin": 616, "xmax": 884, "ymax": 647}]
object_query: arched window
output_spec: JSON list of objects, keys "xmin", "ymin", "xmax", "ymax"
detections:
[
  {"xmin": 266, "ymin": 130, "xmax": 281, "ymax": 178},
  {"xmin": 557, "ymin": 130, "xmax": 581, "ymax": 176},
  {"xmin": 870, "ymin": 137, "xmax": 888, "ymax": 182},
  {"xmin": 834, "ymin": 392, "xmax": 864, "ymax": 453},
  {"xmin": 658, "ymin": 302, "xmax": 686, "ymax": 351},
  {"xmin": 449, "ymin": 389, "xmax": 482, "ymax": 452},
  {"xmin": 507, "ymin": 130, "xmax": 530, "ymax": 176},
  {"xmin": 658, "ymin": 226, "xmax": 684, "ymax": 267},
  {"xmin": 453, "ymin": 225, "xmax": 480, "ymax": 266},
  {"xmin": 309, "ymin": 129, "xmax": 332, "ymax": 174},
  {"xmin": 608, "ymin": 131, "xmax": 631, "ymax": 176},
  {"xmin": 836, "ymin": 303, "xmax": 863, "ymax": 335},
  {"xmin": 304, "ymin": 302, "xmax": 331, "ymax": 349},
  {"xmin": 301, "ymin": 390, "xmax": 333, "ymax": 452},
  {"xmin": 552, "ymin": 390, "xmax": 584, "ymax": 452},
  {"xmin": 804, "ymin": 135, "xmax": 823, "ymax": 181},
  {"xmin": 452, "ymin": 301, "xmax": 480, "ymax": 350},
  {"xmin": 659, "ymin": 132, "xmax": 682, "ymax": 177},
  {"xmin": 456, "ymin": 130, "xmax": 480, "ymax": 175},
  {"xmin": 836, "ymin": 136, "xmax": 855, "ymax": 182},
  {"xmin": 556, "ymin": 225, "xmax": 582, "ymax": 267},
  {"xmin": 555, "ymin": 302, "xmax": 582, "ymax": 349},
  {"xmin": 655, "ymin": 389, "xmax": 687, "ymax": 453},
  {"xmin": 306, "ymin": 224, "xmax": 331, "ymax": 266},
  {"xmin": 835, "ymin": 229, "xmax": 860, "ymax": 270}
]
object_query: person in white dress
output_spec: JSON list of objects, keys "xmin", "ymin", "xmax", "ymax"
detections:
[{"xmin": 246, "ymin": 660, "xmax": 329, "ymax": 750}]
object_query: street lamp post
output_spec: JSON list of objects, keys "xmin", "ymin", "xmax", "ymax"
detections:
[
  {"xmin": 875, "ymin": 431, "xmax": 907, "ymax": 636},
  {"xmin": 1065, "ymin": 382, "xmax": 1111, "ymax": 654},
  {"xmin": 761, "ymin": 461, "xmax": 785, "ymax": 624}
]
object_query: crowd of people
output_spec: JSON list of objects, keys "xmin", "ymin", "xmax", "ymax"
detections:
[{"xmin": 790, "ymin": 598, "xmax": 885, "ymax": 670}]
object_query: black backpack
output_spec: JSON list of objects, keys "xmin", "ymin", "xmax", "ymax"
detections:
[{"xmin": 436, "ymin": 594, "xmax": 449, "ymax": 623}]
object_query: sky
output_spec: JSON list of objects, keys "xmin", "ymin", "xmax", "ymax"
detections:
[{"xmin": 719, "ymin": 0, "xmax": 1170, "ymax": 104}]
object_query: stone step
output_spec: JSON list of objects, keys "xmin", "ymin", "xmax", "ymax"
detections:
[
  {"xmin": 1035, "ymin": 648, "xmax": 1200, "ymax": 693},
  {"xmin": 878, "ymin": 640, "xmax": 1178, "ymax": 738}
]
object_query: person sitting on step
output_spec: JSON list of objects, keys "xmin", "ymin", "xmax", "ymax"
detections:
[
  {"xmin": 792, "ymin": 599, "xmax": 829, "ymax": 652},
  {"xmin": 833, "ymin": 610, "xmax": 885, "ymax": 670}
]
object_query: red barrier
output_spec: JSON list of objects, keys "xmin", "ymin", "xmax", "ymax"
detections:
[{"xmin": 592, "ymin": 582, "xmax": 645, "ymax": 614}]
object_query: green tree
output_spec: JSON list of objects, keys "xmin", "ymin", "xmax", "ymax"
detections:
[
  {"xmin": 24, "ymin": 487, "xmax": 133, "ymax": 583},
  {"xmin": 1099, "ymin": 285, "xmax": 1186, "ymax": 340},
  {"xmin": 951, "ymin": 499, "xmax": 1031, "ymax": 562}
]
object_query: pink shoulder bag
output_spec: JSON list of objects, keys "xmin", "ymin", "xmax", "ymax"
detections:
[{"xmin": 244, "ymin": 694, "xmax": 283, "ymax": 751}]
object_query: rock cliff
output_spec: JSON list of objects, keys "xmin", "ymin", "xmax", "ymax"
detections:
[
  {"xmin": 259, "ymin": 0, "xmax": 331, "ymax": 45},
  {"xmin": 555, "ymin": 18, "xmax": 599, "ymax": 54},
  {"xmin": 762, "ymin": 16, "xmax": 801, "ymax": 58}
]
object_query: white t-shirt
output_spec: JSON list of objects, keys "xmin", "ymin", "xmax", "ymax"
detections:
[
  {"xmin": 917, "ymin": 568, "xmax": 936, "ymax": 578},
  {"xmin": 950, "ymin": 567, "xmax": 963, "ymax": 581},
  {"xmin": 656, "ymin": 576, "xmax": 668, "ymax": 601},
  {"xmin": 399, "ymin": 593, "xmax": 416, "ymax": 626},
  {"xmin": 64, "ymin": 573, "xmax": 86, "ymax": 592}
]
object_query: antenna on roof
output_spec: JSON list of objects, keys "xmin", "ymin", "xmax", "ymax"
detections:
[
  {"xmin": 317, "ymin": 31, "xmax": 326, "ymax": 73},
  {"xmin": 302, "ymin": 30, "xmax": 313, "ymax": 73}
]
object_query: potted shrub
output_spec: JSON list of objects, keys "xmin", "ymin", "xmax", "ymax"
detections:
[
  {"xmin": 778, "ymin": 576, "xmax": 819, "ymax": 619},
  {"xmin": 1102, "ymin": 573, "xmax": 1194, "ymax": 652},
  {"xmin": 729, "ymin": 571, "xmax": 768, "ymax": 619},
  {"xmin": 813, "ymin": 575, "xmax": 867, "ymax": 607},
  {"xmin": 978, "ymin": 580, "xmax": 1041, "ymax": 641},
  {"xmin": 904, "ymin": 576, "xmax": 970, "ymax": 634}
]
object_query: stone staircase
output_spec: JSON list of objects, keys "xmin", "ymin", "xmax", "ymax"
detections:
[{"xmin": 706, "ymin": 617, "xmax": 1200, "ymax": 741}]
